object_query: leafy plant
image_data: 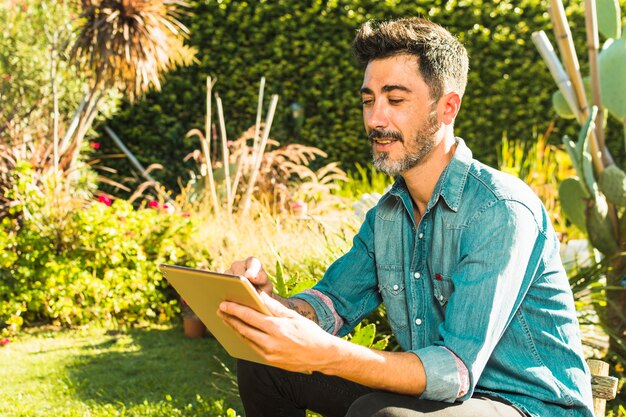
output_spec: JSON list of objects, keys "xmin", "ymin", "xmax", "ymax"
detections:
[
  {"xmin": 183, "ymin": 79, "xmax": 348, "ymax": 219},
  {"xmin": 333, "ymin": 162, "xmax": 394, "ymax": 202},
  {"xmin": 0, "ymin": 163, "xmax": 210, "ymax": 335},
  {"xmin": 345, "ymin": 322, "xmax": 389, "ymax": 351}
]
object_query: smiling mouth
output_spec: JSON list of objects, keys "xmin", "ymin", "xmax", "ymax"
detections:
[{"xmin": 371, "ymin": 138, "xmax": 399, "ymax": 145}]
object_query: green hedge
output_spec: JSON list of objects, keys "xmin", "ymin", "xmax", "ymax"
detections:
[{"xmin": 99, "ymin": 0, "xmax": 621, "ymax": 194}]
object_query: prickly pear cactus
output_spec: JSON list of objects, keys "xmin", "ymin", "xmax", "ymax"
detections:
[
  {"xmin": 586, "ymin": 192, "xmax": 619, "ymax": 255},
  {"xmin": 599, "ymin": 164, "xmax": 626, "ymax": 206},
  {"xmin": 599, "ymin": 37, "xmax": 626, "ymax": 121},
  {"xmin": 558, "ymin": 177, "xmax": 589, "ymax": 233},
  {"xmin": 597, "ymin": 0, "xmax": 622, "ymax": 39}
]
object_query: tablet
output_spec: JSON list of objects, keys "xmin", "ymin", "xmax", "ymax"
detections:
[{"xmin": 158, "ymin": 263, "xmax": 270, "ymax": 364}]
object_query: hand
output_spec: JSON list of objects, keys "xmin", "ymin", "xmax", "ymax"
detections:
[
  {"xmin": 226, "ymin": 256, "xmax": 274, "ymax": 296},
  {"xmin": 218, "ymin": 292, "xmax": 335, "ymax": 374}
]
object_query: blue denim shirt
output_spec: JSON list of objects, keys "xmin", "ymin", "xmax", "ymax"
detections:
[{"xmin": 293, "ymin": 138, "xmax": 594, "ymax": 417}]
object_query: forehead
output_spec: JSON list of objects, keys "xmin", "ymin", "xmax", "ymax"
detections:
[{"xmin": 361, "ymin": 54, "xmax": 429, "ymax": 95}]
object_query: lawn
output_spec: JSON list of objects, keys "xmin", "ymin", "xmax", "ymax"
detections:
[{"xmin": 0, "ymin": 325, "xmax": 242, "ymax": 417}]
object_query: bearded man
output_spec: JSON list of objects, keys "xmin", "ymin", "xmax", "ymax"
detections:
[{"xmin": 219, "ymin": 17, "xmax": 594, "ymax": 417}]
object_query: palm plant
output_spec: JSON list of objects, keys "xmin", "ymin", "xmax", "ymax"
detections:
[
  {"xmin": 1, "ymin": 0, "xmax": 196, "ymax": 234},
  {"xmin": 62, "ymin": 0, "xmax": 196, "ymax": 172}
]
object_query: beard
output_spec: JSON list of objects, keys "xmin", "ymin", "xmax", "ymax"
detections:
[{"xmin": 370, "ymin": 111, "xmax": 439, "ymax": 177}]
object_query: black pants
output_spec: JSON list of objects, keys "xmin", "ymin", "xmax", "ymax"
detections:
[{"xmin": 237, "ymin": 360, "xmax": 527, "ymax": 417}]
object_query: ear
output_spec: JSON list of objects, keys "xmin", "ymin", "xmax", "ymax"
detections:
[{"xmin": 439, "ymin": 92, "xmax": 461, "ymax": 126}]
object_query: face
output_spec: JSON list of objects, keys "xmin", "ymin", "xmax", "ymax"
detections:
[{"xmin": 360, "ymin": 54, "xmax": 441, "ymax": 176}]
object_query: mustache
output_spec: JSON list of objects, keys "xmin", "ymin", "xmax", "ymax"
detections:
[{"xmin": 368, "ymin": 129, "xmax": 403, "ymax": 141}]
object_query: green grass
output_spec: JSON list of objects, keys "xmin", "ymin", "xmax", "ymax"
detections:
[{"xmin": 0, "ymin": 325, "xmax": 242, "ymax": 417}]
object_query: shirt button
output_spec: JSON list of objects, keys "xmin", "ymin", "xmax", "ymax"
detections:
[
  {"xmin": 418, "ymin": 232, "xmax": 424, "ymax": 239},
  {"xmin": 393, "ymin": 284, "xmax": 399, "ymax": 291},
  {"xmin": 414, "ymin": 272, "xmax": 421, "ymax": 279},
  {"xmin": 415, "ymin": 318, "xmax": 423, "ymax": 325},
  {"xmin": 439, "ymin": 295, "xmax": 444, "ymax": 301}
]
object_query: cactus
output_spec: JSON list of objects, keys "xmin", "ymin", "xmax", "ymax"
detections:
[
  {"xmin": 586, "ymin": 192, "xmax": 619, "ymax": 255},
  {"xmin": 559, "ymin": 177, "xmax": 589, "ymax": 233},
  {"xmin": 558, "ymin": 108, "xmax": 623, "ymax": 257},
  {"xmin": 597, "ymin": 0, "xmax": 621, "ymax": 39},
  {"xmin": 536, "ymin": 0, "xmax": 626, "ymax": 356},
  {"xmin": 599, "ymin": 164, "xmax": 626, "ymax": 206},
  {"xmin": 599, "ymin": 37, "xmax": 626, "ymax": 122}
]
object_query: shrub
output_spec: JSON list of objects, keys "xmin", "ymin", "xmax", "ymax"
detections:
[{"xmin": 0, "ymin": 162, "xmax": 210, "ymax": 334}]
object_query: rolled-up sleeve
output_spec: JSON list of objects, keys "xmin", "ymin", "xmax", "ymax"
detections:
[{"xmin": 413, "ymin": 346, "xmax": 463, "ymax": 402}]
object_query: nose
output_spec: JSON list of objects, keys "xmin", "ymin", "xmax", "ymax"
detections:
[{"xmin": 364, "ymin": 100, "xmax": 388, "ymax": 131}]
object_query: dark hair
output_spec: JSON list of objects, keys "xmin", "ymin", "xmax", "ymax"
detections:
[{"xmin": 352, "ymin": 17, "xmax": 469, "ymax": 100}]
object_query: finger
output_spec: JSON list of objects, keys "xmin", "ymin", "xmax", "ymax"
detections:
[
  {"xmin": 244, "ymin": 257, "xmax": 263, "ymax": 280},
  {"xmin": 219, "ymin": 301, "xmax": 271, "ymax": 330},
  {"xmin": 219, "ymin": 309, "xmax": 271, "ymax": 353},
  {"xmin": 225, "ymin": 260, "xmax": 246, "ymax": 276}
]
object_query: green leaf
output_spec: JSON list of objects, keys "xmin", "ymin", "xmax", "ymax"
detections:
[
  {"xmin": 371, "ymin": 337, "xmax": 389, "ymax": 351},
  {"xmin": 597, "ymin": 0, "xmax": 621, "ymax": 39},
  {"xmin": 558, "ymin": 177, "xmax": 589, "ymax": 233},
  {"xmin": 562, "ymin": 136, "xmax": 583, "ymax": 181},
  {"xmin": 577, "ymin": 106, "xmax": 599, "ymax": 194},
  {"xmin": 600, "ymin": 38, "xmax": 626, "ymax": 119},
  {"xmin": 350, "ymin": 323, "xmax": 376, "ymax": 347},
  {"xmin": 272, "ymin": 259, "xmax": 288, "ymax": 298},
  {"xmin": 552, "ymin": 89, "xmax": 576, "ymax": 119}
]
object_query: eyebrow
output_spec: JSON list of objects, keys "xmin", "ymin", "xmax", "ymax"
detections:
[{"xmin": 360, "ymin": 84, "xmax": 413, "ymax": 95}]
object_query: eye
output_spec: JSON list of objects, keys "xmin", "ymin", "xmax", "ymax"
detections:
[
  {"xmin": 361, "ymin": 98, "xmax": 373, "ymax": 106},
  {"xmin": 388, "ymin": 98, "xmax": 404, "ymax": 105}
]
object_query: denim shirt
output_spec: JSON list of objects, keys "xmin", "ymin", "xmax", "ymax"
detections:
[{"xmin": 293, "ymin": 138, "xmax": 594, "ymax": 417}]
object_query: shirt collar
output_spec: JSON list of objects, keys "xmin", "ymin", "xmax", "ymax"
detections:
[{"xmin": 389, "ymin": 137, "xmax": 473, "ymax": 213}]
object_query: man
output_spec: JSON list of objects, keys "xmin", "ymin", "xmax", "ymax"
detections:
[{"xmin": 218, "ymin": 17, "xmax": 594, "ymax": 417}]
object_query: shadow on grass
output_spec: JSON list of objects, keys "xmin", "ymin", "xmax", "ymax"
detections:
[{"xmin": 64, "ymin": 326, "xmax": 241, "ymax": 411}]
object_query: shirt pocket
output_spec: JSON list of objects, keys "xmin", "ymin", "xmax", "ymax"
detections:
[
  {"xmin": 433, "ymin": 275, "xmax": 455, "ymax": 308},
  {"xmin": 377, "ymin": 265, "xmax": 409, "ymax": 332}
]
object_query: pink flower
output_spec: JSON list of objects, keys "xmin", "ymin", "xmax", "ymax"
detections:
[
  {"xmin": 163, "ymin": 204, "xmax": 169, "ymax": 210},
  {"xmin": 148, "ymin": 201, "xmax": 159, "ymax": 208},
  {"xmin": 182, "ymin": 212, "xmax": 190, "ymax": 218},
  {"xmin": 90, "ymin": 142, "xmax": 101, "ymax": 149},
  {"xmin": 0, "ymin": 338, "xmax": 10, "ymax": 347},
  {"xmin": 98, "ymin": 194, "xmax": 112, "ymax": 206}
]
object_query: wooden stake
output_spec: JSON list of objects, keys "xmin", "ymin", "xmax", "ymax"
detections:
[
  {"xmin": 549, "ymin": 0, "xmax": 604, "ymax": 174},
  {"xmin": 202, "ymin": 76, "xmax": 220, "ymax": 215},
  {"xmin": 104, "ymin": 126, "xmax": 174, "ymax": 205},
  {"xmin": 216, "ymin": 94, "xmax": 232, "ymax": 214},
  {"xmin": 241, "ymin": 94, "xmax": 279, "ymax": 217},
  {"xmin": 585, "ymin": 0, "xmax": 613, "ymax": 166},
  {"xmin": 251, "ymin": 77, "xmax": 266, "ymax": 176},
  {"xmin": 531, "ymin": 31, "xmax": 580, "ymax": 121}
]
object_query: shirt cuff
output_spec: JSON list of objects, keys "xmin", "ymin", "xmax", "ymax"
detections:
[
  {"xmin": 412, "ymin": 345, "xmax": 464, "ymax": 403},
  {"xmin": 291, "ymin": 289, "xmax": 343, "ymax": 335}
]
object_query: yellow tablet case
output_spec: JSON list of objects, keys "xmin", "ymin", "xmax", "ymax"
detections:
[{"xmin": 158, "ymin": 263, "xmax": 270, "ymax": 365}]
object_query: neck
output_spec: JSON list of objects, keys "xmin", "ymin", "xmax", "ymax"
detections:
[{"xmin": 401, "ymin": 133, "xmax": 457, "ymax": 217}]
